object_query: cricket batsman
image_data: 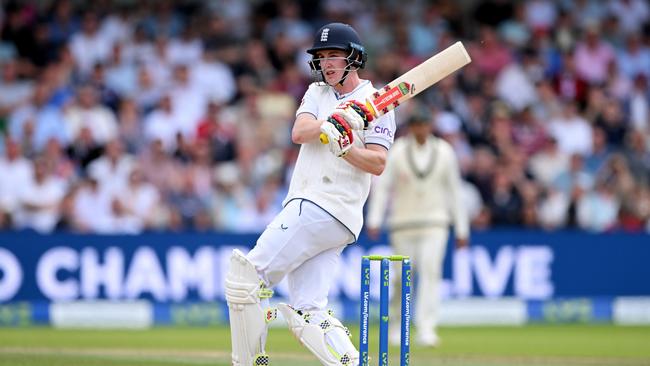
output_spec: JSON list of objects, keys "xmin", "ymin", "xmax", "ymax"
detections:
[{"xmin": 225, "ymin": 22, "xmax": 396, "ymax": 365}]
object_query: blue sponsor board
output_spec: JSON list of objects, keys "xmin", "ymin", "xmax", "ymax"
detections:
[
  {"xmin": 0, "ymin": 230, "xmax": 649, "ymax": 306},
  {"xmin": 527, "ymin": 298, "xmax": 614, "ymax": 323}
]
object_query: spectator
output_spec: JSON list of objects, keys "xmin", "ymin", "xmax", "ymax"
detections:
[
  {"xmin": 140, "ymin": 2, "xmax": 184, "ymax": 39},
  {"xmin": 132, "ymin": 66, "xmax": 162, "ymax": 113},
  {"xmin": 0, "ymin": 0, "xmax": 647, "ymax": 234},
  {"xmin": 138, "ymin": 139, "xmax": 182, "ymax": 197},
  {"xmin": 547, "ymin": 100, "xmax": 593, "ymax": 156},
  {"xmin": 195, "ymin": 101, "xmax": 237, "ymax": 163},
  {"xmin": 552, "ymin": 153, "xmax": 595, "ymax": 197},
  {"xmin": 87, "ymin": 139, "xmax": 135, "ymax": 195},
  {"xmin": 498, "ymin": 2, "xmax": 531, "ymax": 49},
  {"xmin": 0, "ymin": 137, "xmax": 32, "ymax": 225},
  {"xmin": 626, "ymin": 74, "xmax": 650, "ymax": 132},
  {"xmin": 552, "ymin": 52, "xmax": 589, "ymax": 106},
  {"xmin": 617, "ymin": 34, "xmax": 650, "ymax": 80},
  {"xmin": 495, "ymin": 47, "xmax": 540, "ymax": 112},
  {"xmin": 8, "ymin": 81, "xmax": 69, "ymax": 154},
  {"xmin": 41, "ymin": 138, "xmax": 75, "ymax": 183},
  {"xmin": 115, "ymin": 98, "xmax": 144, "ymax": 154},
  {"xmin": 191, "ymin": 47, "xmax": 236, "ymax": 105},
  {"xmin": 469, "ymin": 26, "xmax": 513, "ymax": 78},
  {"xmin": 210, "ymin": 162, "xmax": 254, "ymax": 231},
  {"xmin": 487, "ymin": 167, "xmax": 522, "ymax": 225},
  {"xmin": 168, "ymin": 172, "xmax": 209, "ymax": 230},
  {"xmin": 538, "ymin": 187, "xmax": 570, "ymax": 230},
  {"xmin": 68, "ymin": 11, "xmax": 112, "ymax": 77},
  {"xmin": 263, "ymin": 0, "xmax": 312, "ymax": 49},
  {"xmin": 237, "ymin": 175, "xmax": 284, "ymax": 232},
  {"xmin": 88, "ymin": 62, "xmax": 121, "ymax": 111},
  {"xmin": 0, "ymin": 59, "xmax": 33, "ymax": 118},
  {"xmin": 167, "ymin": 22, "xmax": 203, "ymax": 66},
  {"xmin": 71, "ymin": 177, "xmax": 114, "ymax": 233},
  {"xmin": 607, "ymin": 0, "xmax": 649, "ymax": 35},
  {"xmin": 532, "ymin": 80, "xmax": 563, "ymax": 122},
  {"xmin": 46, "ymin": 0, "xmax": 79, "ymax": 47},
  {"xmin": 512, "ymin": 106, "xmax": 548, "ymax": 156},
  {"xmin": 584, "ymin": 127, "xmax": 613, "ymax": 176},
  {"xmin": 13, "ymin": 157, "xmax": 66, "ymax": 233},
  {"xmin": 524, "ymin": 0, "xmax": 557, "ymax": 34},
  {"xmin": 624, "ymin": 130, "xmax": 650, "ymax": 185},
  {"xmin": 466, "ymin": 145, "xmax": 498, "ymax": 201},
  {"xmin": 65, "ymin": 125, "xmax": 102, "ymax": 171},
  {"xmin": 576, "ymin": 179, "xmax": 620, "ymax": 232},
  {"xmin": 105, "ymin": 43, "xmax": 137, "ymax": 97},
  {"xmin": 167, "ymin": 63, "xmax": 208, "ymax": 138},
  {"xmin": 143, "ymin": 95, "xmax": 181, "ymax": 152},
  {"xmin": 436, "ymin": 110, "xmax": 473, "ymax": 172},
  {"xmin": 528, "ymin": 136, "xmax": 569, "ymax": 186},
  {"xmin": 573, "ymin": 23, "xmax": 615, "ymax": 85},
  {"xmin": 64, "ymin": 84, "xmax": 118, "ymax": 146},
  {"xmin": 594, "ymin": 98, "xmax": 627, "ymax": 146},
  {"xmin": 564, "ymin": 0, "xmax": 607, "ymax": 30}
]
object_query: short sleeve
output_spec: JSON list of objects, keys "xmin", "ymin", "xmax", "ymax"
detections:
[
  {"xmin": 296, "ymin": 83, "xmax": 320, "ymax": 118},
  {"xmin": 363, "ymin": 110, "xmax": 396, "ymax": 150}
]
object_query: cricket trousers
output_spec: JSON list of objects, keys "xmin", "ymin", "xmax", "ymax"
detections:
[
  {"xmin": 389, "ymin": 226, "xmax": 448, "ymax": 338},
  {"xmin": 247, "ymin": 199, "xmax": 354, "ymax": 311}
]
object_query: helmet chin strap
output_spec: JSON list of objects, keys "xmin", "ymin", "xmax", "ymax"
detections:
[
  {"xmin": 322, "ymin": 62, "xmax": 357, "ymax": 87},
  {"xmin": 337, "ymin": 69, "xmax": 350, "ymax": 86}
]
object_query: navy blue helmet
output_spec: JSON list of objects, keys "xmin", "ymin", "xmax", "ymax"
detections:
[{"xmin": 307, "ymin": 23, "xmax": 367, "ymax": 84}]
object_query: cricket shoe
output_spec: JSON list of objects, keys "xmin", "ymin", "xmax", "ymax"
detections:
[
  {"xmin": 415, "ymin": 332, "xmax": 440, "ymax": 348},
  {"xmin": 388, "ymin": 328, "xmax": 401, "ymax": 346}
]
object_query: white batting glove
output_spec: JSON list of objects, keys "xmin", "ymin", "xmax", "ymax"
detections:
[
  {"xmin": 320, "ymin": 120, "xmax": 342, "ymax": 143},
  {"xmin": 332, "ymin": 106, "xmax": 365, "ymax": 131},
  {"xmin": 328, "ymin": 134, "xmax": 353, "ymax": 157}
]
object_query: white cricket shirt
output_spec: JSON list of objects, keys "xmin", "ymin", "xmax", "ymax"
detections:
[
  {"xmin": 286, "ymin": 81, "xmax": 396, "ymax": 239},
  {"xmin": 366, "ymin": 135, "xmax": 469, "ymax": 240}
]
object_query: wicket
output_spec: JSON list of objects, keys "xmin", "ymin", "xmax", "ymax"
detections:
[{"xmin": 359, "ymin": 255, "xmax": 411, "ymax": 366}]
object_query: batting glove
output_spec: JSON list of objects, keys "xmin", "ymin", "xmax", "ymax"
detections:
[
  {"xmin": 335, "ymin": 100, "xmax": 374, "ymax": 130},
  {"xmin": 320, "ymin": 120, "xmax": 342, "ymax": 143},
  {"xmin": 328, "ymin": 133, "xmax": 353, "ymax": 157}
]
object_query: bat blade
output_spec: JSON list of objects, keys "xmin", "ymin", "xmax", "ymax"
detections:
[
  {"xmin": 320, "ymin": 41, "xmax": 471, "ymax": 144},
  {"xmin": 368, "ymin": 41, "xmax": 471, "ymax": 116}
]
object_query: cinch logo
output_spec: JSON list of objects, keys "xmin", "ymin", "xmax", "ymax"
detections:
[
  {"xmin": 320, "ymin": 28, "xmax": 329, "ymax": 42},
  {"xmin": 374, "ymin": 126, "xmax": 394, "ymax": 137}
]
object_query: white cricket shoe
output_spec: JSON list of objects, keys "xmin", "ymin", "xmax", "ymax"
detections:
[
  {"xmin": 388, "ymin": 328, "xmax": 401, "ymax": 346},
  {"xmin": 415, "ymin": 332, "xmax": 440, "ymax": 348}
]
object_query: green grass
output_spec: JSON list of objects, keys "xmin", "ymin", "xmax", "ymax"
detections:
[{"xmin": 1, "ymin": 325, "xmax": 649, "ymax": 366}]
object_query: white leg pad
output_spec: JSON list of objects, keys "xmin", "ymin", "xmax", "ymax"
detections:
[
  {"xmin": 278, "ymin": 303, "xmax": 358, "ymax": 366},
  {"xmin": 226, "ymin": 249, "xmax": 276, "ymax": 366}
]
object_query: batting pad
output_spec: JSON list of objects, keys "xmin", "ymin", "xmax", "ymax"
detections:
[
  {"xmin": 278, "ymin": 303, "xmax": 358, "ymax": 366},
  {"xmin": 225, "ymin": 249, "xmax": 276, "ymax": 366}
]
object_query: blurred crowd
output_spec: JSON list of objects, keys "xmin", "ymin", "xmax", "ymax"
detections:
[{"xmin": 0, "ymin": 0, "xmax": 649, "ymax": 234}]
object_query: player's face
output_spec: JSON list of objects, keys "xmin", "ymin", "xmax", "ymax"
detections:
[
  {"xmin": 410, "ymin": 122, "xmax": 432, "ymax": 141},
  {"xmin": 315, "ymin": 49, "xmax": 349, "ymax": 85}
]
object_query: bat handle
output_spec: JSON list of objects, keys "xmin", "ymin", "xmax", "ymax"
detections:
[
  {"xmin": 319, "ymin": 100, "xmax": 376, "ymax": 145},
  {"xmin": 320, "ymin": 133, "xmax": 329, "ymax": 144}
]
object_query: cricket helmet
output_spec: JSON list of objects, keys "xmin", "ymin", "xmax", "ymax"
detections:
[
  {"xmin": 307, "ymin": 23, "xmax": 367, "ymax": 85},
  {"xmin": 307, "ymin": 22, "xmax": 367, "ymax": 69}
]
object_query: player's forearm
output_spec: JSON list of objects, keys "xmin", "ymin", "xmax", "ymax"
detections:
[
  {"xmin": 343, "ymin": 145, "xmax": 386, "ymax": 175},
  {"xmin": 291, "ymin": 114, "xmax": 322, "ymax": 144}
]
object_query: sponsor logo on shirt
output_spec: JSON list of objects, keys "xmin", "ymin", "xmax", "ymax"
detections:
[{"xmin": 374, "ymin": 125, "xmax": 394, "ymax": 138}]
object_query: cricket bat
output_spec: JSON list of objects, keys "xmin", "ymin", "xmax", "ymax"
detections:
[{"xmin": 320, "ymin": 41, "xmax": 471, "ymax": 144}]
